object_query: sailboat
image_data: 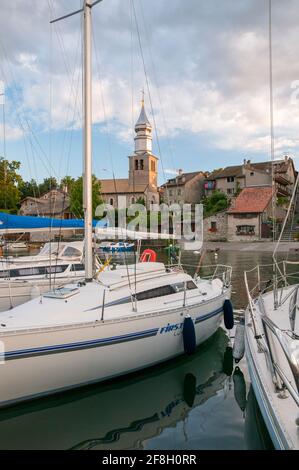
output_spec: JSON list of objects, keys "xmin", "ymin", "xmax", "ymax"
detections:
[
  {"xmin": 0, "ymin": 1, "xmax": 233, "ymax": 408},
  {"xmin": 244, "ymin": 173, "xmax": 299, "ymax": 450}
]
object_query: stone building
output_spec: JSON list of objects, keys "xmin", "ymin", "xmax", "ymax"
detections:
[
  {"xmin": 19, "ymin": 189, "xmax": 72, "ymax": 219},
  {"xmin": 204, "ymin": 157, "xmax": 296, "ymax": 200},
  {"xmin": 100, "ymin": 100, "xmax": 159, "ymax": 210},
  {"xmin": 159, "ymin": 170, "xmax": 206, "ymax": 206},
  {"xmin": 226, "ymin": 186, "xmax": 283, "ymax": 241}
]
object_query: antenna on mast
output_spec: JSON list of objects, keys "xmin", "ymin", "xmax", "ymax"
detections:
[{"xmin": 51, "ymin": 0, "xmax": 104, "ymax": 282}]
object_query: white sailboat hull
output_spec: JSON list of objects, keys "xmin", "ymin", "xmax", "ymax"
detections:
[
  {"xmin": 0, "ymin": 293, "xmax": 226, "ymax": 408},
  {"xmin": 245, "ymin": 296, "xmax": 299, "ymax": 450}
]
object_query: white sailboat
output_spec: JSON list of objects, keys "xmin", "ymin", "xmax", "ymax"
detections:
[
  {"xmin": 244, "ymin": 173, "xmax": 299, "ymax": 450},
  {"xmin": 0, "ymin": 1, "xmax": 233, "ymax": 408},
  {"xmin": 0, "ymin": 241, "xmax": 85, "ymax": 311}
]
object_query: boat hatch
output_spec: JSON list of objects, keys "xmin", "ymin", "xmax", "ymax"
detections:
[{"xmin": 44, "ymin": 287, "xmax": 80, "ymax": 299}]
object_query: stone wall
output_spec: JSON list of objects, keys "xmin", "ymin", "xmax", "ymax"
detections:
[{"xmin": 203, "ymin": 211, "xmax": 228, "ymax": 241}]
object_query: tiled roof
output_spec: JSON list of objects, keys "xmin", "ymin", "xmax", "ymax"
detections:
[
  {"xmin": 206, "ymin": 159, "xmax": 293, "ymax": 181},
  {"xmin": 206, "ymin": 166, "xmax": 244, "ymax": 180},
  {"xmin": 161, "ymin": 172, "xmax": 204, "ymax": 188},
  {"xmin": 100, "ymin": 179, "xmax": 148, "ymax": 194},
  {"xmin": 228, "ymin": 186, "xmax": 273, "ymax": 214}
]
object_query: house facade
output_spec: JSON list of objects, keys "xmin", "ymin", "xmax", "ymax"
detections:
[
  {"xmin": 100, "ymin": 100, "xmax": 159, "ymax": 210},
  {"xmin": 159, "ymin": 170, "xmax": 206, "ymax": 206},
  {"xmin": 204, "ymin": 157, "xmax": 296, "ymax": 200},
  {"xmin": 19, "ymin": 189, "xmax": 72, "ymax": 219},
  {"xmin": 226, "ymin": 186, "xmax": 284, "ymax": 241}
]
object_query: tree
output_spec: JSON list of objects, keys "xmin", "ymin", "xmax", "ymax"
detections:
[
  {"xmin": 38, "ymin": 177, "xmax": 58, "ymax": 195},
  {"xmin": 19, "ymin": 179, "xmax": 39, "ymax": 200},
  {"xmin": 70, "ymin": 176, "xmax": 102, "ymax": 218},
  {"xmin": 60, "ymin": 176, "xmax": 75, "ymax": 193},
  {"xmin": 0, "ymin": 157, "xmax": 22, "ymax": 212},
  {"xmin": 203, "ymin": 191, "xmax": 229, "ymax": 217}
]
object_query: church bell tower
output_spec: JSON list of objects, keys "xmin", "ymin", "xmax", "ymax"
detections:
[{"xmin": 129, "ymin": 96, "xmax": 158, "ymax": 190}]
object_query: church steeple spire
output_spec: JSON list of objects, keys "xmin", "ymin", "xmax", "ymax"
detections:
[
  {"xmin": 134, "ymin": 93, "xmax": 152, "ymax": 153},
  {"xmin": 135, "ymin": 91, "xmax": 151, "ymax": 130}
]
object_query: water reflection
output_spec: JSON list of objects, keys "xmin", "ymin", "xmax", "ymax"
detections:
[
  {"xmin": 0, "ymin": 248, "xmax": 286, "ymax": 450},
  {"xmin": 244, "ymin": 386, "xmax": 274, "ymax": 450},
  {"xmin": 0, "ymin": 329, "xmax": 231, "ymax": 450}
]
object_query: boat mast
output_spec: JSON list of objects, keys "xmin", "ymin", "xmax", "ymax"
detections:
[
  {"xmin": 51, "ymin": 1, "xmax": 104, "ymax": 282},
  {"xmin": 83, "ymin": 1, "xmax": 93, "ymax": 282}
]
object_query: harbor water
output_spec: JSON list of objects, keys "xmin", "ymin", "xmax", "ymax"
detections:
[{"xmin": 0, "ymin": 248, "xmax": 297, "ymax": 449}]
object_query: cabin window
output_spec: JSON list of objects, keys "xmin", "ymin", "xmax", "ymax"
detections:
[
  {"xmin": 134, "ymin": 285, "xmax": 174, "ymax": 301},
  {"xmin": 45, "ymin": 265, "xmax": 66, "ymax": 274},
  {"xmin": 71, "ymin": 264, "xmax": 85, "ymax": 272},
  {"xmin": 18, "ymin": 267, "xmax": 41, "ymax": 276},
  {"xmin": 62, "ymin": 247, "xmax": 82, "ymax": 258},
  {"xmin": 134, "ymin": 281, "xmax": 197, "ymax": 301},
  {"xmin": 172, "ymin": 281, "xmax": 197, "ymax": 293},
  {"xmin": 0, "ymin": 271, "xmax": 10, "ymax": 278}
]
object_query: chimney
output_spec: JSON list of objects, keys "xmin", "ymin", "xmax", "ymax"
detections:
[
  {"xmin": 243, "ymin": 158, "xmax": 247, "ymax": 166},
  {"xmin": 284, "ymin": 155, "xmax": 288, "ymax": 162},
  {"xmin": 178, "ymin": 169, "xmax": 183, "ymax": 175}
]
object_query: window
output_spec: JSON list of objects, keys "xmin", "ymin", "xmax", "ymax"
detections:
[
  {"xmin": 172, "ymin": 281, "xmax": 197, "ymax": 293},
  {"xmin": 140, "ymin": 159, "xmax": 144, "ymax": 170},
  {"xmin": 169, "ymin": 190, "xmax": 173, "ymax": 196},
  {"xmin": 134, "ymin": 281, "xmax": 197, "ymax": 301},
  {"xmin": 0, "ymin": 271, "xmax": 10, "ymax": 278},
  {"xmin": 178, "ymin": 189, "xmax": 181, "ymax": 196},
  {"xmin": 135, "ymin": 160, "xmax": 139, "ymax": 170},
  {"xmin": 134, "ymin": 285, "xmax": 174, "ymax": 301},
  {"xmin": 227, "ymin": 188, "xmax": 234, "ymax": 195},
  {"xmin": 45, "ymin": 265, "xmax": 66, "ymax": 274},
  {"xmin": 18, "ymin": 267, "xmax": 41, "ymax": 276},
  {"xmin": 236, "ymin": 225, "xmax": 255, "ymax": 236},
  {"xmin": 131, "ymin": 197, "xmax": 135, "ymax": 204},
  {"xmin": 71, "ymin": 264, "xmax": 85, "ymax": 272},
  {"xmin": 211, "ymin": 222, "xmax": 217, "ymax": 230},
  {"xmin": 250, "ymin": 172, "xmax": 254, "ymax": 176},
  {"xmin": 227, "ymin": 176, "xmax": 235, "ymax": 183},
  {"xmin": 62, "ymin": 247, "xmax": 82, "ymax": 258},
  {"xmin": 110, "ymin": 198, "xmax": 114, "ymax": 206}
]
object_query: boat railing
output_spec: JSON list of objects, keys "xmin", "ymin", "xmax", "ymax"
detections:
[
  {"xmin": 244, "ymin": 263, "xmax": 299, "ymax": 405},
  {"xmin": 181, "ymin": 263, "xmax": 232, "ymax": 286}
]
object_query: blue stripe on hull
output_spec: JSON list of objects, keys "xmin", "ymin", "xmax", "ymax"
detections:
[{"xmin": 1, "ymin": 305, "xmax": 224, "ymax": 362}]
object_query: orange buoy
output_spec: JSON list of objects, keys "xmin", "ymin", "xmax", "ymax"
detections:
[{"xmin": 140, "ymin": 249, "xmax": 157, "ymax": 263}]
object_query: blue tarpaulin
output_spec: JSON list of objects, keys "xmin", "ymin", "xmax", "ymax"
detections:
[{"xmin": 0, "ymin": 212, "xmax": 107, "ymax": 233}]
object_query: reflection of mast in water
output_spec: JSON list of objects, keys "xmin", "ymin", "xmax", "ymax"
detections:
[{"xmin": 0, "ymin": 329, "xmax": 229, "ymax": 450}]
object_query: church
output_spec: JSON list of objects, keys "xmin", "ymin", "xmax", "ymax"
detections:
[{"xmin": 100, "ymin": 99, "xmax": 160, "ymax": 210}]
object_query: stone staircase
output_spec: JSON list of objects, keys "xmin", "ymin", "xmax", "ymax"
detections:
[{"xmin": 278, "ymin": 186, "xmax": 299, "ymax": 241}]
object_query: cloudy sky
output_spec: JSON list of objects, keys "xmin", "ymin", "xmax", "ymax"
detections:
[{"xmin": 0, "ymin": 0, "xmax": 299, "ymax": 184}]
